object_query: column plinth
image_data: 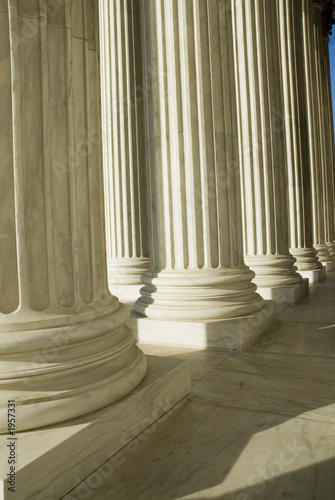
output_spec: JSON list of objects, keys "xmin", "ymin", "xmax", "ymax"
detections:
[
  {"xmin": 100, "ymin": 0, "xmax": 150, "ymax": 299},
  {"xmin": 130, "ymin": 0, "xmax": 276, "ymax": 348},
  {"xmin": 232, "ymin": 0, "xmax": 307, "ymax": 303},
  {"xmin": 0, "ymin": 1, "xmax": 146, "ymax": 433}
]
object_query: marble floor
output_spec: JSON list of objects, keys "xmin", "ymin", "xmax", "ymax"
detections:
[{"xmin": 64, "ymin": 273, "xmax": 335, "ymax": 500}]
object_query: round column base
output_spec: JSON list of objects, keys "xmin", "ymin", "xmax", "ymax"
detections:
[
  {"xmin": 314, "ymin": 244, "xmax": 333, "ymax": 265},
  {"xmin": 0, "ymin": 303, "xmax": 147, "ymax": 433},
  {"xmin": 290, "ymin": 247, "xmax": 323, "ymax": 272},
  {"xmin": 245, "ymin": 254, "xmax": 302, "ymax": 288},
  {"xmin": 134, "ymin": 268, "xmax": 264, "ymax": 321},
  {"xmin": 107, "ymin": 257, "xmax": 150, "ymax": 286},
  {"xmin": 326, "ymin": 242, "xmax": 335, "ymax": 263}
]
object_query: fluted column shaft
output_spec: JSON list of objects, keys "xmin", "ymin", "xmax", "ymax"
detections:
[
  {"xmin": 321, "ymin": 35, "xmax": 335, "ymax": 259},
  {"xmin": 100, "ymin": 0, "xmax": 150, "ymax": 288},
  {"xmin": 135, "ymin": 0, "xmax": 264, "ymax": 321},
  {"xmin": 314, "ymin": 2, "xmax": 335, "ymax": 264},
  {"xmin": 0, "ymin": 0, "xmax": 146, "ymax": 433},
  {"xmin": 302, "ymin": 0, "xmax": 333, "ymax": 265},
  {"xmin": 232, "ymin": 0, "xmax": 302, "ymax": 288},
  {"xmin": 278, "ymin": 0, "xmax": 322, "ymax": 273}
]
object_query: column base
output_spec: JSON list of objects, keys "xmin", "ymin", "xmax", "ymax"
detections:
[
  {"xmin": 127, "ymin": 301, "xmax": 276, "ymax": 351},
  {"xmin": 324, "ymin": 261, "xmax": 334, "ymax": 272},
  {"xmin": 0, "ymin": 355, "xmax": 189, "ymax": 500},
  {"xmin": 299, "ymin": 267, "xmax": 327, "ymax": 286},
  {"xmin": 256, "ymin": 278, "xmax": 309, "ymax": 304},
  {"xmin": 107, "ymin": 257, "xmax": 150, "ymax": 287},
  {"xmin": 108, "ymin": 284, "xmax": 142, "ymax": 304}
]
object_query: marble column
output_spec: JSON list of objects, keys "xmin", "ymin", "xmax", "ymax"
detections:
[
  {"xmin": 0, "ymin": 0, "xmax": 146, "ymax": 433},
  {"xmin": 232, "ymin": 0, "xmax": 307, "ymax": 303},
  {"xmin": 303, "ymin": 0, "xmax": 333, "ymax": 270},
  {"xmin": 100, "ymin": 0, "xmax": 150, "ymax": 300},
  {"xmin": 134, "ymin": 0, "xmax": 270, "ymax": 326},
  {"xmin": 278, "ymin": 0, "xmax": 324, "ymax": 285},
  {"xmin": 321, "ymin": 32, "xmax": 335, "ymax": 263}
]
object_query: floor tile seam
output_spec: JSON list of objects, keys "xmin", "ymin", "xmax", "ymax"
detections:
[
  {"xmin": 188, "ymin": 395, "xmax": 335, "ymax": 424},
  {"xmin": 60, "ymin": 396, "xmax": 191, "ymax": 500},
  {"xmin": 203, "ymin": 366, "xmax": 335, "ymax": 385},
  {"xmin": 246, "ymin": 350, "xmax": 335, "ymax": 361},
  {"xmin": 189, "ymin": 352, "xmax": 235, "ymax": 389},
  {"xmin": 216, "ymin": 351, "xmax": 335, "ymax": 363},
  {"xmin": 278, "ymin": 317, "xmax": 335, "ymax": 324}
]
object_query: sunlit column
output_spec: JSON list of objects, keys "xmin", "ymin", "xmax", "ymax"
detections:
[
  {"xmin": 100, "ymin": 0, "xmax": 150, "ymax": 298},
  {"xmin": 135, "ymin": 0, "xmax": 265, "ymax": 321},
  {"xmin": 232, "ymin": 0, "xmax": 306, "ymax": 303},
  {"xmin": 0, "ymin": 0, "xmax": 146, "ymax": 433},
  {"xmin": 278, "ymin": 0, "xmax": 324, "ymax": 284},
  {"xmin": 302, "ymin": 0, "xmax": 333, "ymax": 270}
]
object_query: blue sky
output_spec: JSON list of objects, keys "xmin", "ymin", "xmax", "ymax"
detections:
[{"xmin": 330, "ymin": 32, "xmax": 335, "ymax": 128}]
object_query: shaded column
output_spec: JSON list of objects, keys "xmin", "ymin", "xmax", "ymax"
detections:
[
  {"xmin": 278, "ymin": 0, "xmax": 324, "ymax": 285},
  {"xmin": 0, "ymin": 0, "xmax": 146, "ymax": 433},
  {"xmin": 320, "ymin": 18, "xmax": 335, "ymax": 262},
  {"xmin": 134, "ymin": 0, "xmax": 265, "ymax": 321},
  {"xmin": 100, "ymin": 0, "xmax": 150, "ymax": 298},
  {"xmin": 303, "ymin": 0, "xmax": 333, "ymax": 270},
  {"xmin": 232, "ymin": 0, "xmax": 307, "ymax": 304}
]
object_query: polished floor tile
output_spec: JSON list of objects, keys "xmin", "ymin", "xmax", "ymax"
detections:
[
  {"xmin": 250, "ymin": 321, "xmax": 335, "ymax": 357},
  {"xmin": 138, "ymin": 343, "xmax": 231, "ymax": 386},
  {"xmin": 65, "ymin": 273, "xmax": 335, "ymax": 500},
  {"xmin": 190, "ymin": 351, "xmax": 335, "ymax": 422},
  {"xmin": 64, "ymin": 401, "xmax": 335, "ymax": 500}
]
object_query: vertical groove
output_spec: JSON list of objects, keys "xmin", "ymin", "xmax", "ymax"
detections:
[
  {"xmin": 39, "ymin": 0, "xmax": 56, "ymax": 308},
  {"xmin": 9, "ymin": 4, "xmax": 28, "ymax": 310},
  {"xmin": 0, "ymin": 3, "xmax": 19, "ymax": 313}
]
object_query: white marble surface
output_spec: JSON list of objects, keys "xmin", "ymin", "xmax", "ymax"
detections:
[
  {"xmin": 190, "ymin": 351, "xmax": 335, "ymax": 422},
  {"xmin": 278, "ymin": 0, "xmax": 323, "ymax": 275},
  {"xmin": 66, "ymin": 274, "xmax": 335, "ymax": 499},
  {"xmin": 129, "ymin": 301, "xmax": 277, "ymax": 350},
  {"xmin": 64, "ymin": 400, "xmax": 335, "ymax": 500},
  {"xmin": 250, "ymin": 321, "xmax": 335, "ymax": 357},
  {"xmin": 302, "ymin": 0, "xmax": 333, "ymax": 266},
  {"xmin": 0, "ymin": 355, "xmax": 190, "ymax": 500},
  {"xmin": 99, "ymin": 0, "xmax": 150, "ymax": 288},
  {"xmin": 299, "ymin": 267, "xmax": 327, "ymax": 286},
  {"xmin": 233, "ymin": 0, "xmax": 303, "ymax": 291},
  {"xmin": 0, "ymin": 0, "xmax": 148, "ymax": 433},
  {"xmin": 257, "ymin": 279, "xmax": 309, "ymax": 304},
  {"xmin": 133, "ymin": 0, "xmax": 269, "ymax": 325},
  {"xmin": 138, "ymin": 343, "xmax": 231, "ymax": 386}
]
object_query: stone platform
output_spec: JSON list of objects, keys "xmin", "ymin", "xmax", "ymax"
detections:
[
  {"xmin": 256, "ymin": 278, "xmax": 309, "ymax": 304},
  {"xmin": 299, "ymin": 266, "xmax": 327, "ymax": 286},
  {"xmin": 127, "ymin": 301, "xmax": 277, "ymax": 350}
]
